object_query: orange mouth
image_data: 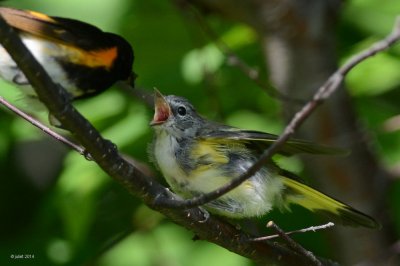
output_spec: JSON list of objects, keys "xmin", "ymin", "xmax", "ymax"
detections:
[{"xmin": 150, "ymin": 89, "xmax": 171, "ymax": 126}]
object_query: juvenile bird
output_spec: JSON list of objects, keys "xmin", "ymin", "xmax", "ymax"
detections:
[{"xmin": 149, "ymin": 90, "xmax": 379, "ymax": 228}]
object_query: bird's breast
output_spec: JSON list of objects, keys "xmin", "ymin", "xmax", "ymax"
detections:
[{"xmin": 153, "ymin": 130, "xmax": 190, "ymax": 192}]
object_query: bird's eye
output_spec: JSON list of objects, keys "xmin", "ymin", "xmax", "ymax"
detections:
[{"xmin": 177, "ymin": 106, "xmax": 187, "ymax": 116}]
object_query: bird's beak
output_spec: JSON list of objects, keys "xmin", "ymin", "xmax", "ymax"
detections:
[{"xmin": 150, "ymin": 89, "xmax": 171, "ymax": 126}]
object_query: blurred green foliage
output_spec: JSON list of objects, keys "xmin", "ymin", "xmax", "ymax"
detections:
[{"xmin": 0, "ymin": 0, "xmax": 399, "ymax": 265}]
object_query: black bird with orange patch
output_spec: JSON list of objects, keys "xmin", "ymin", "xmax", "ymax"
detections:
[{"xmin": 0, "ymin": 7, "xmax": 134, "ymax": 108}]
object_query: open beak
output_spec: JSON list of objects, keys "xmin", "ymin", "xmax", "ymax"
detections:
[{"xmin": 150, "ymin": 89, "xmax": 171, "ymax": 126}]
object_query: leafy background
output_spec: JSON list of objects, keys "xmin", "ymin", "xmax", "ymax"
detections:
[{"xmin": 0, "ymin": 0, "xmax": 399, "ymax": 265}]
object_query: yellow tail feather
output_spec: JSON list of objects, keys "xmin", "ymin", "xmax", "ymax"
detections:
[{"xmin": 281, "ymin": 177, "xmax": 380, "ymax": 229}]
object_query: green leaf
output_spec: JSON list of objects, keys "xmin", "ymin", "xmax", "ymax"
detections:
[{"xmin": 182, "ymin": 44, "xmax": 225, "ymax": 84}]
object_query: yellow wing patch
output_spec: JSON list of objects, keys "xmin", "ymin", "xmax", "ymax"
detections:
[
  {"xmin": 67, "ymin": 46, "xmax": 118, "ymax": 69},
  {"xmin": 191, "ymin": 139, "xmax": 230, "ymax": 164},
  {"xmin": 282, "ymin": 177, "xmax": 345, "ymax": 214},
  {"xmin": 281, "ymin": 176, "xmax": 380, "ymax": 228},
  {"xmin": 191, "ymin": 138, "xmax": 249, "ymax": 163},
  {"xmin": 27, "ymin": 10, "xmax": 55, "ymax": 23},
  {"xmin": 42, "ymin": 43, "xmax": 118, "ymax": 69}
]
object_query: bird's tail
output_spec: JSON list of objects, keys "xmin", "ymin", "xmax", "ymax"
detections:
[{"xmin": 280, "ymin": 175, "xmax": 380, "ymax": 229}]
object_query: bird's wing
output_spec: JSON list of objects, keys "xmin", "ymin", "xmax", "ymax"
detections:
[
  {"xmin": 201, "ymin": 128, "xmax": 348, "ymax": 156},
  {"xmin": 0, "ymin": 7, "xmax": 112, "ymax": 49}
]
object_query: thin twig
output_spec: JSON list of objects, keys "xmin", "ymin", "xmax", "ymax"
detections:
[
  {"xmin": 0, "ymin": 95, "xmax": 88, "ymax": 156},
  {"xmin": 266, "ymin": 221, "xmax": 323, "ymax": 266},
  {"xmin": 176, "ymin": 1, "xmax": 305, "ymax": 104},
  {"xmin": 153, "ymin": 15, "xmax": 400, "ymax": 209},
  {"xmin": 118, "ymin": 82, "xmax": 153, "ymax": 107},
  {"xmin": 251, "ymin": 222, "xmax": 335, "ymax": 241}
]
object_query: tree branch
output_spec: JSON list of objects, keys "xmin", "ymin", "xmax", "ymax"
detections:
[
  {"xmin": 0, "ymin": 11, "xmax": 321, "ymax": 266},
  {"xmin": 0, "ymin": 96, "xmax": 87, "ymax": 156},
  {"xmin": 266, "ymin": 221, "xmax": 323, "ymax": 266},
  {"xmin": 252, "ymin": 222, "xmax": 335, "ymax": 241}
]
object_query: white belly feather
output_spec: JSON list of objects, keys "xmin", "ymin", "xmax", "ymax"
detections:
[
  {"xmin": 0, "ymin": 34, "xmax": 73, "ymax": 98},
  {"xmin": 153, "ymin": 130, "xmax": 188, "ymax": 190}
]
